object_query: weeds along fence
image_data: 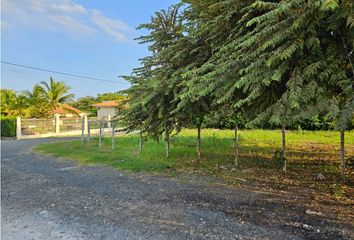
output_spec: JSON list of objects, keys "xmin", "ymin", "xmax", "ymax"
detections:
[
  {"xmin": 76, "ymin": 130, "xmax": 354, "ymax": 173},
  {"xmin": 16, "ymin": 116, "xmax": 122, "ymax": 140},
  {"xmin": 230, "ymin": 138, "xmax": 354, "ymax": 168}
]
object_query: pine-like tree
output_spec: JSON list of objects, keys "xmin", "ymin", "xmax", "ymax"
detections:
[{"xmin": 123, "ymin": 4, "xmax": 185, "ymax": 157}]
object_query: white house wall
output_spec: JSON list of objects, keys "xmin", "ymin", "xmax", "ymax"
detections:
[{"xmin": 97, "ymin": 107, "xmax": 116, "ymax": 119}]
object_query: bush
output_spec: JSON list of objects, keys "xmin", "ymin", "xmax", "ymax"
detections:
[{"xmin": 1, "ymin": 116, "xmax": 17, "ymax": 137}]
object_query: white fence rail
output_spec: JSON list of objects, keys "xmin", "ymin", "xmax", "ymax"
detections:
[{"xmin": 16, "ymin": 115, "xmax": 122, "ymax": 140}]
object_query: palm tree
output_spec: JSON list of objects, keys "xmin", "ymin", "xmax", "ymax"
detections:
[
  {"xmin": 23, "ymin": 84, "xmax": 44, "ymax": 103},
  {"xmin": 22, "ymin": 84, "xmax": 49, "ymax": 118},
  {"xmin": 22, "ymin": 78, "xmax": 74, "ymax": 118},
  {"xmin": 38, "ymin": 77, "xmax": 74, "ymax": 107}
]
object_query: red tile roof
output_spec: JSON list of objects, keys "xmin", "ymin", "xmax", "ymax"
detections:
[
  {"xmin": 92, "ymin": 101, "xmax": 120, "ymax": 107},
  {"xmin": 51, "ymin": 104, "xmax": 82, "ymax": 115}
]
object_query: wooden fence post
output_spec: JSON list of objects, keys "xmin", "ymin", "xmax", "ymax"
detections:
[
  {"xmin": 139, "ymin": 130, "xmax": 143, "ymax": 154},
  {"xmin": 281, "ymin": 125, "xmax": 287, "ymax": 173},
  {"xmin": 16, "ymin": 117, "xmax": 21, "ymax": 140},
  {"xmin": 234, "ymin": 124, "xmax": 239, "ymax": 167},
  {"xmin": 87, "ymin": 120, "xmax": 91, "ymax": 144},
  {"xmin": 340, "ymin": 129, "xmax": 345, "ymax": 178},
  {"xmin": 197, "ymin": 125, "xmax": 201, "ymax": 163},
  {"xmin": 111, "ymin": 120, "xmax": 115, "ymax": 150},
  {"xmin": 99, "ymin": 120, "xmax": 102, "ymax": 147},
  {"xmin": 165, "ymin": 131, "xmax": 170, "ymax": 158}
]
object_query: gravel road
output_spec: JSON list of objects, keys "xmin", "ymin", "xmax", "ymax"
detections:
[{"xmin": 1, "ymin": 139, "xmax": 352, "ymax": 240}]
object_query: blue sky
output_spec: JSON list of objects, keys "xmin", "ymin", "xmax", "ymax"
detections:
[{"xmin": 1, "ymin": 0, "xmax": 179, "ymax": 98}]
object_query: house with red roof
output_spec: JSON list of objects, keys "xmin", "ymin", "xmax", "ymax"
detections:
[
  {"xmin": 92, "ymin": 100, "xmax": 127, "ymax": 119},
  {"xmin": 50, "ymin": 104, "xmax": 86, "ymax": 117}
]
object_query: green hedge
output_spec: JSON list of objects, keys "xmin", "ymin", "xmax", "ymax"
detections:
[{"xmin": 1, "ymin": 116, "xmax": 17, "ymax": 137}]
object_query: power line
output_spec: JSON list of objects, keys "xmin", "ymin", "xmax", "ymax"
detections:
[{"xmin": 1, "ymin": 61, "xmax": 125, "ymax": 84}]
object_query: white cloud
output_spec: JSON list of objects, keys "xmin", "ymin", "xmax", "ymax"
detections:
[
  {"xmin": 2, "ymin": 0, "xmax": 130, "ymax": 42},
  {"xmin": 27, "ymin": 0, "xmax": 47, "ymax": 12},
  {"xmin": 50, "ymin": 1, "xmax": 87, "ymax": 14},
  {"xmin": 52, "ymin": 15, "xmax": 95, "ymax": 35},
  {"xmin": 91, "ymin": 10, "xmax": 128, "ymax": 42}
]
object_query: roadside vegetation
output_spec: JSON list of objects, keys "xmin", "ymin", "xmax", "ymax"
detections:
[
  {"xmin": 121, "ymin": 0, "xmax": 354, "ymax": 179},
  {"xmin": 0, "ymin": 116, "xmax": 17, "ymax": 137},
  {"xmin": 1, "ymin": 78, "xmax": 74, "ymax": 118},
  {"xmin": 34, "ymin": 129, "xmax": 354, "ymax": 197},
  {"xmin": 5, "ymin": 0, "xmax": 354, "ymax": 199}
]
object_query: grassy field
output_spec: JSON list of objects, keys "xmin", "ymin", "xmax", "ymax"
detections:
[{"xmin": 34, "ymin": 129, "xmax": 354, "ymax": 196}]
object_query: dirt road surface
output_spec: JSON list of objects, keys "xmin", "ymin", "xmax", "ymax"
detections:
[{"xmin": 1, "ymin": 139, "xmax": 352, "ymax": 239}]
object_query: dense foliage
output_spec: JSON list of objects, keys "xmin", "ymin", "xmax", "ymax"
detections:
[
  {"xmin": 124, "ymin": 0, "xmax": 353, "ymax": 174},
  {"xmin": 0, "ymin": 116, "xmax": 17, "ymax": 137},
  {"xmin": 1, "ymin": 78, "xmax": 74, "ymax": 118},
  {"xmin": 1, "ymin": 89, "xmax": 29, "ymax": 117}
]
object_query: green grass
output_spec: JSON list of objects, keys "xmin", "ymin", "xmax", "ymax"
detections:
[
  {"xmin": 34, "ymin": 129, "xmax": 354, "ymax": 193},
  {"xmin": 34, "ymin": 128, "xmax": 354, "ymax": 171},
  {"xmin": 35, "ymin": 135, "xmax": 176, "ymax": 172}
]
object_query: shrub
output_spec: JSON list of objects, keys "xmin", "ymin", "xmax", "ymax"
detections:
[{"xmin": 1, "ymin": 116, "xmax": 17, "ymax": 137}]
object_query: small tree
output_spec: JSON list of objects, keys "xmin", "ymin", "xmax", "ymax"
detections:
[{"xmin": 123, "ymin": 4, "xmax": 184, "ymax": 158}]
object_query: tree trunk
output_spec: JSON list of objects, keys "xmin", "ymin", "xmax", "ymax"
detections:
[
  {"xmin": 139, "ymin": 131, "xmax": 143, "ymax": 154},
  {"xmin": 281, "ymin": 125, "xmax": 287, "ymax": 173},
  {"xmin": 234, "ymin": 124, "xmax": 239, "ymax": 167},
  {"xmin": 165, "ymin": 131, "xmax": 170, "ymax": 158},
  {"xmin": 197, "ymin": 125, "xmax": 201, "ymax": 163},
  {"xmin": 340, "ymin": 129, "xmax": 345, "ymax": 178}
]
